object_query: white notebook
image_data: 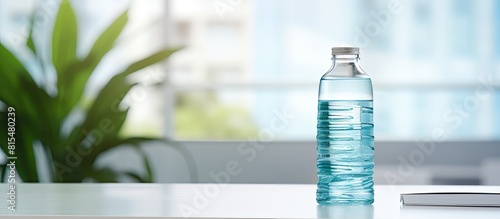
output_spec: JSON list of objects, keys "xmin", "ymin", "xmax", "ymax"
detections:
[{"xmin": 400, "ymin": 192, "xmax": 500, "ymax": 207}]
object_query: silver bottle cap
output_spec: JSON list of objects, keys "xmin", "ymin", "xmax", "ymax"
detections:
[{"xmin": 331, "ymin": 47, "xmax": 359, "ymax": 55}]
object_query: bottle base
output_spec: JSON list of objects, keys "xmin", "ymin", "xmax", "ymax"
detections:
[
  {"xmin": 317, "ymin": 199, "xmax": 374, "ymax": 206},
  {"xmin": 316, "ymin": 184, "xmax": 374, "ymax": 206}
]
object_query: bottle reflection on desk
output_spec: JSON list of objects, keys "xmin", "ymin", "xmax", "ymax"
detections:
[{"xmin": 317, "ymin": 205, "xmax": 374, "ymax": 219}]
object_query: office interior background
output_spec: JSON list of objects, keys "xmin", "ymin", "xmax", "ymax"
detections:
[{"xmin": 0, "ymin": 0, "xmax": 499, "ymax": 185}]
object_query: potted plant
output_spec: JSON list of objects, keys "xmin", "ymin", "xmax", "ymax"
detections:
[{"xmin": 0, "ymin": 0, "xmax": 195, "ymax": 182}]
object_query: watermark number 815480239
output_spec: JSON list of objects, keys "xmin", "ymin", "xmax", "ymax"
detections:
[{"xmin": 6, "ymin": 107, "xmax": 17, "ymax": 211}]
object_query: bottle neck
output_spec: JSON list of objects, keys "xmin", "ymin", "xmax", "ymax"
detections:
[
  {"xmin": 325, "ymin": 54, "xmax": 365, "ymax": 77},
  {"xmin": 331, "ymin": 54, "xmax": 359, "ymax": 64}
]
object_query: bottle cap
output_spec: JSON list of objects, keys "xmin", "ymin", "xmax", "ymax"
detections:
[{"xmin": 331, "ymin": 47, "xmax": 359, "ymax": 55}]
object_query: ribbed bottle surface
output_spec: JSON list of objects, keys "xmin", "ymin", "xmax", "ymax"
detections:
[{"xmin": 316, "ymin": 78, "xmax": 374, "ymax": 205}]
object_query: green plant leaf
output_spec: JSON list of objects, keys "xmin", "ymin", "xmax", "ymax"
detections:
[
  {"xmin": 122, "ymin": 171, "xmax": 147, "ymax": 183},
  {"xmin": 0, "ymin": 164, "xmax": 6, "ymax": 182},
  {"xmin": 27, "ymin": 36, "xmax": 36, "ymax": 54},
  {"xmin": 57, "ymin": 10, "xmax": 129, "ymax": 119},
  {"xmin": 0, "ymin": 111, "xmax": 8, "ymax": 168},
  {"xmin": 85, "ymin": 76, "xmax": 134, "ymax": 124},
  {"xmin": 142, "ymin": 154, "xmax": 153, "ymax": 183},
  {"xmin": 0, "ymin": 44, "xmax": 30, "ymax": 109},
  {"xmin": 87, "ymin": 167, "xmax": 120, "ymax": 182},
  {"xmin": 76, "ymin": 47, "xmax": 179, "ymax": 126},
  {"xmin": 83, "ymin": 138, "xmax": 160, "ymax": 183},
  {"xmin": 120, "ymin": 48, "xmax": 181, "ymax": 77},
  {"xmin": 56, "ymin": 58, "xmax": 94, "ymax": 119},
  {"xmin": 87, "ymin": 137, "xmax": 198, "ymax": 183},
  {"xmin": 52, "ymin": 0, "xmax": 78, "ymax": 120},
  {"xmin": 0, "ymin": 44, "xmax": 55, "ymax": 140},
  {"xmin": 86, "ymin": 10, "xmax": 128, "ymax": 65},
  {"xmin": 26, "ymin": 14, "xmax": 36, "ymax": 54},
  {"xmin": 64, "ymin": 106, "xmax": 130, "ymax": 179},
  {"xmin": 65, "ymin": 77, "xmax": 134, "ymax": 153},
  {"xmin": 90, "ymin": 169, "xmax": 146, "ymax": 183},
  {"xmin": 135, "ymin": 147, "xmax": 153, "ymax": 183},
  {"xmin": 20, "ymin": 75, "xmax": 59, "ymax": 141},
  {"xmin": 85, "ymin": 137, "xmax": 158, "ymax": 166},
  {"xmin": 52, "ymin": 0, "xmax": 77, "ymax": 75},
  {"xmin": 12, "ymin": 119, "xmax": 39, "ymax": 182}
]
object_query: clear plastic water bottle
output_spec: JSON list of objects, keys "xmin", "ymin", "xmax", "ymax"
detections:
[{"xmin": 316, "ymin": 47, "xmax": 374, "ymax": 205}]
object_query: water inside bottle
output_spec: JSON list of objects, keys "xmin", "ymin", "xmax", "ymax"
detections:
[{"xmin": 316, "ymin": 77, "xmax": 374, "ymax": 205}]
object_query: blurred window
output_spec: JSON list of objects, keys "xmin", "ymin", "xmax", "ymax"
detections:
[
  {"xmin": 2, "ymin": 0, "xmax": 499, "ymax": 141},
  {"xmin": 167, "ymin": 0, "xmax": 500, "ymax": 141}
]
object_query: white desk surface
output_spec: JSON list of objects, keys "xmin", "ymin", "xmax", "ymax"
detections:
[{"xmin": 0, "ymin": 183, "xmax": 499, "ymax": 218}]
